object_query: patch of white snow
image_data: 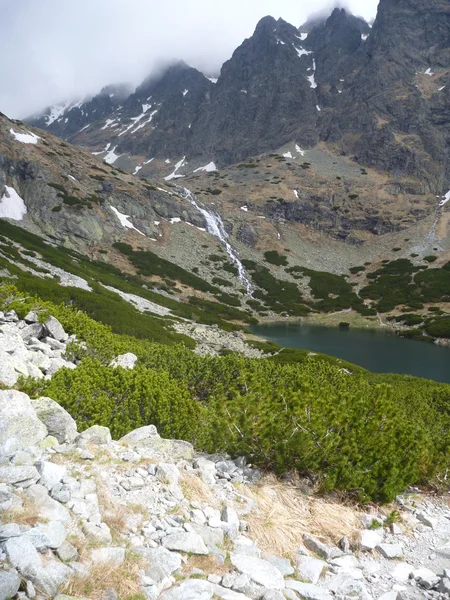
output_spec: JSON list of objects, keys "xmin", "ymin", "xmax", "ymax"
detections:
[
  {"xmin": 9, "ymin": 129, "xmax": 40, "ymax": 145},
  {"xmin": 0, "ymin": 186, "xmax": 27, "ymax": 221},
  {"xmin": 110, "ymin": 206, "xmax": 145, "ymax": 235},
  {"xmin": 104, "ymin": 146, "xmax": 121, "ymax": 165},
  {"xmin": 165, "ymin": 157, "xmax": 186, "ymax": 181},
  {"xmin": 295, "ymin": 145, "xmax": 305, "ymax": 156},
  {"xmin": 440, "ymin": 191, "xmax": 450, "ymax": 207},
  {"xmin": 283, "ymin": 152, "xmax": 293, "ymax": 159},
  {"xmin": 194, "ymin": 162, "xmax": 217, "ymax": 173}
]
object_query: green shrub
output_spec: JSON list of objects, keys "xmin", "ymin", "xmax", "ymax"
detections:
[{"xmin": 264, "ymin": 251, "xmax": 288, "ymax": 266}]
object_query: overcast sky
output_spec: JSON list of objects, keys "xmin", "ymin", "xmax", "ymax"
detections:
[{"xmin": 0, "ymin": 0, "xmax": 379, "ymax": 119}]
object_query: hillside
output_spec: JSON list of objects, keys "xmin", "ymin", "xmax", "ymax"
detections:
[{"xmin": 0, "ymin": 284, "xmax": 450, "ymax": 599}]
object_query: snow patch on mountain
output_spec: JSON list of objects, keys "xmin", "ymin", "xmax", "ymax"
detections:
[
  {"xmin": 165, "ymin": 157, "xmax": 186, "ymax": 181},
  {"xmin": 9, "ymin": 128, "xmax": 40, "ymax": 145},
  {"xmin": 0, "ymin": 186, "xmax": 27, "ymax": 221},
  {"xmin": 104, "ymin": 146, "xmax": 121, "ymax": 165},
  {"xmin": 193, "ymin": 162, "xmax": 217, "ymax": 173},
  {"xmin": 110, "ymin": 206, "xmax": 145, "ymax": 235}
]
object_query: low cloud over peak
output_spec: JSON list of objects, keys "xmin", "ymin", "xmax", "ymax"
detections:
[{"xmin": 0, "ymin": 0, "xmax": 379, "ymax": 118}]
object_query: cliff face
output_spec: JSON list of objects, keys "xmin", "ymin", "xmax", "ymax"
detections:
[{"xmin": 26, "ymin": 1, "xmax": 450, "ymax": 190}]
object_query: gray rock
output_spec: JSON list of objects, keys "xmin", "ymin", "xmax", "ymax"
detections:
[
  {"xmin": 285, "ymin": 581, "xmax": 333, "ymax": 600},
  {"xmin": 82, "ymin": 522, "xmax": 112, "ymax": 544},
  {"xmin": 0, "ymin": 570, "xmax": 21, "ymax": 600},
  {"xmin": 416, "ymin": 512, "xmax": 437, "ymax": 529},
  {"xmin": 31, "ymin": 396, "xmax": 78, "ymax": 443},
  {"xmin": 263, "ymin": 554, "xmax": 294, "ymax": 576},
  {"xmin": 230, "ymin": 553, "xmax": 285, "ymax": 589},
  {"xmin": 359, "ymin": 529, "xmax": 383, "ymax": 551},
  {"xmin": 26, "ymin": 484, "xmax": 71, "ymax": 523},
  {"xmin": 21, "ymin": 323, "xmax": 45, "ymax": 341},
  {"xmin": 262, "ymin": 592, "xmax": 285, "ymax": 600},
  {"xmin": 24, "ymin": 311, "xmax": 39, "ymax": 324},
  {"xmin": 159, "ymin": 579, "xmax": 251, "ymax": 599},
  {"xmin": 376, "ymin": 543, "xmax": 403, "ymax": 559},
  {"xmin": 78, "ymin": 425, "xmax": 112, "ymax": 445},
  {"xmin": 142, "ymin": 547, "xmax": 182, "ymax": 583},
  {"xmin": 303, "ymin": 534, "xmax": 343, "ymax": 560},
  {"xmin": 109, "ymin": 353, "xmax": 137, "ymax": 369},
  {"xmin": 437, "ymin": 578, "xmax": 450, "ymax": 594},
  {"xmin": 0, "ymin": 523, "xmax": 25, "ymax": 540},
  {"xmin": 325, "ymin": 573, "xmax": 371, "ymax": 599},
  {"xmin": 436, "ymin": 540, "xmax": 450, "ymax": 558},
  {"xmin": 24, "ymin": 521, "xmax": 66, "ymax": 550},
  {"xmin": 5, "ymin": 535, "xmax": 42, "ymax": 571},
  {"xmin": 221, "ymin": 506, "xmax": 240, "ymax": 539},
  {"xmin": 398, "ymin": 589, "xmax": 428, "ymax": 600},
  {"xmin": 0, "ymin": 465, "xmax": 39, "ymax": 485},
  {"xmin": 36, "ymin": 460, "xmax": 67, "ymax": 490},
  {"xmin": 90, "ymin": 547, "xmax": 126, "ymax": 566},
  {"xmin": 162, "ymin": 532, "xmax": 209, "ymax": 555},
  {"xmin": 45, "ymin": 316, "xmax": 68, "ymax": 342},
  {"xmin": 51, "ymin": 482, "xmax": 72, "ymax": 503},
  {"xmin": 412, "ymin": 568, "xmax": 440, "ymax": 590},
  {"xmin": 119, "ymin": 426, "xmax": 194, "ymax": 460},
  {"xmin": 295, "ymin": 555, "xmax": 327, "ymax": 584},
  {"xmin": 0, "ymin": 390, "xmax": 48, "ymax": 449},
  {"xmin": 56, "ymin": 541, "xmax": 79, "ymax": 562}
]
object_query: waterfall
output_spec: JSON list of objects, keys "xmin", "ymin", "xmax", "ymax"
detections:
[{"xmin": 178, "ymin": 187, "xmax": 253, "ymax": 295}]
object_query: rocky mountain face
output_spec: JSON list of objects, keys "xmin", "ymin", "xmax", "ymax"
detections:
[{"xmin": 26, "ymin": 0, "xmax": 450, "ymax": 190}]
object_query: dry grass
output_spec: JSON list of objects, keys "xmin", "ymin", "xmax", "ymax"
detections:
[
  {"xmin": 242, "ymin": 475, "xmax": 361, "ymax": 558},
  {"xmin": 183, "ymin": 554, "xmax": 232, "ymax": 578},
  {"xmin": 62, "ymin": 551, "xmax": 146, "ymax": 600},
  {"xmin": 179, "ymin": 473, "xmax": 220, "ymax": 508},
  {"xmin": 1, "ymin": 496, "xmax": 43, "ymax": 526}
]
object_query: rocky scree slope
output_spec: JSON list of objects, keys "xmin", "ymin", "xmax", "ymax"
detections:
[{"xmin": 1, "ymin": 353, "xmax": 450, "ymax": 600}]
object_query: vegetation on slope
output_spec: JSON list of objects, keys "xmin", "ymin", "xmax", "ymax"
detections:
[{"xmin": 3, "ymin": 282, "xmax": 449, "ymax": 504}]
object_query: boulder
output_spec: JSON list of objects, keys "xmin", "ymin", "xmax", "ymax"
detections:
[
  {"xmin": 21, "ymin": 323, "xmax": 45, "ymax": 341},
  {"xmin": 160, "ymin": 579, "xmax": 251, "ymax": 599},
  {"xmin": 230, "ymin": 553, "xmax": 285, "ymax": 589},
  {"xmin": 359, "ymin": 529, "xmax": 383, "ymax": 551},
  {"xmin": 303, "ymin": 534, "xmax": 342, "ymax": 560},
  {"xmin": 263, "ymin": 555, "xmax": 294, "ymax": 576},
  {"xmin": 82, "ymin": 522, "xmax": 112, "ymax": 544},
  {"xmin": 0, "ymin": 465, "xmax": 40, "ymax": 486},
  {"xmin": 26, "ymin": 484, "xmax": 71, "ymax": 524},
  {"xmin": 376, "ymin": 543, "xmax": 403, "ymax": 559},
  {"xmin": 90, "ymin": 547, "xmax": 125, "ymax": 566},
  {"xmin": 295, "ymin": 555, "xmax": 327, "ymax": 584},
  {"xmin": 285, "ymin": 581, "xmax": 333, "ymax": 600},
  {"xmin": 36, "ymin": 460, "xmax": 67, "ymax": 490},
  {"xmin": 0, "ymin": 571, "xmax": 21, "ymax": 600},
  {"xmin": 78, "ymin": 425, "xmax": 112, "ymax": 445},
  {"xmin": 119, "ymin": 425, "xmax": 194, "ymax": 460},
  {"xmin": 45, "ymin": 316, "xmax": 68, "ymax": 342},
  {"xmin": 412, "ymin": 568, "xmax": 440, "ymax": 590},
  {"xmin": 142, "ymin": 547, "xmax": 182, "ymax": 583},
  {"xmin": 0, "ymin": 390, "xmax": 48, "ymax": 449},
  {"xmin": 162, "ymin": 532, "xmax": 209, "ymax": 555},
  {"xmin": 24, "ymin": 521, "xmax": 67, "ymax": 550},
  {"xmin": 0, "ymin": 349, "xmax": 19, "ymax": 387},
  {"xmin": 109, "ymin": 353, "xmax": 137, "ymax": 369},
  {"xmin": 31, "ymin": 396, "xmax": 78, "ymax": 443},
  {"xmin": 56, "ymin": 541, "xmax": 79, "ymax": 562}
]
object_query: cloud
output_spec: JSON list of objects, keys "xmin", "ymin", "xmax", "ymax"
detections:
[{"xmin": 0, "ymin": 0, "xmax": 379, "ymax": 119}]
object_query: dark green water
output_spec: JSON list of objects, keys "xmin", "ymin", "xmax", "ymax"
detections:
[{"xmin": 251, "ymin": 323, "xmax": 450, "ymax": 383}]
